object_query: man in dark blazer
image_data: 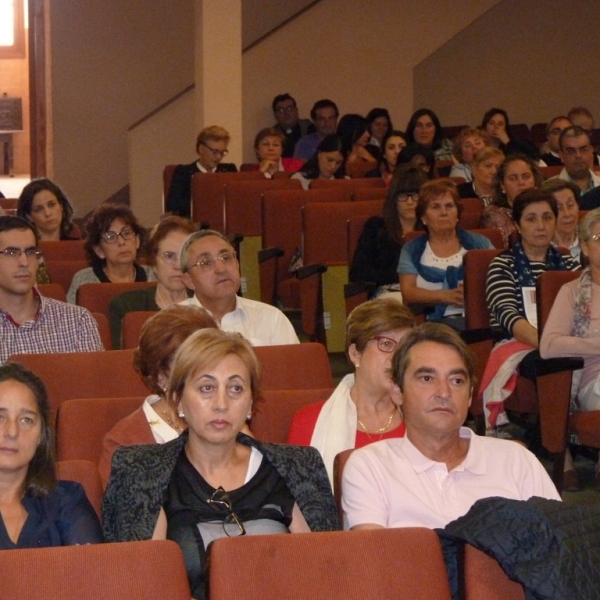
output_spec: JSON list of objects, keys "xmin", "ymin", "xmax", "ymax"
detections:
[{"xmin": 166, "ymin": 125, "xmax": 237, "ymax": 218}]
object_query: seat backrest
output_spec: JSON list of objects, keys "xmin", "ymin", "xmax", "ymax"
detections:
[
  {"xmin": 530, "ymin": 122, "xmax": 548, "ymax": 147},
  {"xmin": 191, "ymin": 170, "xmax": 264, "ymax": 231},
  {"xmin": 9, "ymin": 350, "xmax": 149, "ymax": 417},
  {"xmin": 77, "ymin": 281, "xmax": 156, "ymax": 318},
  {"xmin": 121, "ymin": 310, "xmax": 158, "ymax": 349},
  {"xmin": 333, "ymin": 448, "xmax": 354, "ymax": 524},
  {"xmin": 163, "ymin": 164, "xmax": 177, "ymax": 205},
  {"xmin": 539, "ymin": 165, "xmax": 563, "ymax": 179},
  {"xmin": 254, "ymin": 343, "xmax": 333, "ymax": 391},
  {"xmin": 207, "ymin": 528, "xmax": 451, "ymax": 600},
  {"xmin": 308, "ymin": 177, "xmax": 386, "ymax": 191},
  {"xmin": 224, "ymin": 178, "xmax": 302, "ymax": 236},
  {"xmin": 37, "ymin": 283, "xmax": 67, "ymax": 302},
  {"xmin": 304, "ymin": 201, "xmax": 383, "ymax": 266},
  {"xmin": 251, "ymin": 388, "xmax": 333, "ymax": 443},
  {"xmin": 45, "ymin": 259, "xmax": 88, "ymax": 293},
  {"xmin": 536, "ymin": 270, "xmax": 581, "ymax": 336},
  {"xmin": 0, "ymin": 540, "xmax": 190, "ymax": 600},
  {"xmin": 352, "ymin": 187, "xmax": 387, "ymax": 201},
  {"xmin": 39, "ymin": 240, "xmax": 86, "ymax": 261},
  {"xmin": 510, "ymin": 123, "xmax": 531, "ymax": 141},
  {"xmin": 262, "ymin": 188, "xmax": 351, "ymax": 283},
  {"xmin": 57, "ymin": 459, "xmax": 104, "ymax": 520},
  {"xmin": 463, "ymin": 544, "xmax": 525, "ymax": 600},
  {"xmin": 347, "ymin": 215, "xmax": 371, "ymax": 265},
  {"xmin": 0, "ymin": 197, "xmax": 17, "ymax": 211},
  {"xmin": 91, "ymin": 311, "xmax": 112, "ymax": 350},
  {"xmin": 463, "ymin": 249, "xmax": 503, "ymax": 329},
  {"xmin": 56, "ymin": 396, "xmax": 144, "ymax": 463}
]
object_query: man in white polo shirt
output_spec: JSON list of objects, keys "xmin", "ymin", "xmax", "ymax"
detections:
[
  {"xmin": 342, "ymin": 323, "xmax": 559, "ymax": 531},
  {"xmin": 179, "ymin": 229, "xmax": 299, "ymax": 346}
]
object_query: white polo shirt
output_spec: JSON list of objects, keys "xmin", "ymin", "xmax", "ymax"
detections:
[
  {"xmin": 342, "ymin": 427, "xmax": 560, "ymax": 530},
  {"xmin": 179, "ymin": 295, "xmax": 299, "ymax": 346}
]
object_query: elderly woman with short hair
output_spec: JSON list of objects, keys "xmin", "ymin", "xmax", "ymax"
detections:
[
  {"xmin": 398, "ymin": 179, "xmax": 494, "ymax": 330},
  {"xmin": 449, "ymin": 127, "xmax": 490, "ymax": 182}
]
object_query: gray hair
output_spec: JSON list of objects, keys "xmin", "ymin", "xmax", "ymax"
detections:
[
  {"xmin": 559, "ymin": 125, "xmax": 590, "ymax": 152},
  {"xmin": 180, "ymin": 229, "xmax": 232, "ymax": 272},
  {"xmin": 579, "ymin": 207, "xmax": 600, "ymax": 242}
]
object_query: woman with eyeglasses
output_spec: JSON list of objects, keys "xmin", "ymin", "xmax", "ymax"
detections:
[
  {"xmin": 99, "ymin": 305, "xmax": 218, "ymax": 487},
  {"xmin": 103, "ymin": 328, "xmax": 339, "ymax": 599},
  {"xmin": 349, "ymin": 167, "xmax": 427, "ymax": 301},
  {"xmin": 67, "ymin": 203, "xmax": 154, "ymax": 304},
  {"xmin": 288, "ymin": 299, "xmax": 415, "ymax": 484},
  {"xmin": 107, "ymin": 216, "xmax": 197, "ymax": 348}
]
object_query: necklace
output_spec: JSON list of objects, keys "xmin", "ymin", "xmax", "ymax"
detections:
[
  {"xmin": 158, "ymin": 400, "xmax": 185, "ymax": 433},
  {"xmin": 357, "ymin": 408, "xmax": 396, "ymax": 434}
]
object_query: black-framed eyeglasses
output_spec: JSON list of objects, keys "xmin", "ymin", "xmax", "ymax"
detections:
[
  {"xmin": 372, "ymin": 336, "xmax": 398, "ymax": 353},
  {"xmin": 0, "ymin": 247, "xmax": 42, "ymax": 260},
  {"xmin": 200, "ymin": 142, "xmax": 229, "ymax": 158},
  {"xmin": 397, "ymin": 192, "xmax": 418, "ymax": 203},
  {"xmin": 206, "ymin": 486, "xmax": 246, "ymax": 537},
  {"xmin": 101, "ymin": 227, "xmax": 136, "ymax": 244},
  {"xmin": 189, "ymin": 250, "xmax": 237, "ymax": 272}
]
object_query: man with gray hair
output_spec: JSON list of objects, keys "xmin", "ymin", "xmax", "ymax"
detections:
[
  {"xmin": 179, "ymin": 229, "xmax": 299, "ymax": 346},
  {"xmin": 556, "ymin": 126, "xmax": 600, "ymax": 193},
  {"xmin": 342, "ymin": 323, "xmax": 559, "ymax": 530}
]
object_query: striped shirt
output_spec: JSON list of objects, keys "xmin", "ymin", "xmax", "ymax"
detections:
[
  {"xmin": 485, "ymin": 250, "xmax": 579, "ymax": 337},
  {"xmin": 1, "ymin": 294, "xmax": 104, "ymax": 365}
]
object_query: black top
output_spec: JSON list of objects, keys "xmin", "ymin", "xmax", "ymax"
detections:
[
  {"xmin": 580, "ymin": 187, "xmax": 600, "ymax": 210},
  {"xmin": 540, "ymin": 152, "xmax": 563, "ymax": 166},
  {"xmin": 0, "ymin": 481, "xmax": 102, "ymax": 549},
  {"xmin": 349, "ymin": 216, "xmax": 403, "ymax": 288},
  {"xmin": 166, "ymin": 161, "xmax": 237, "ymax": 217},
  {"xmin": 164, "ymin": 449, "xmax": 295, "ymax": 599}
]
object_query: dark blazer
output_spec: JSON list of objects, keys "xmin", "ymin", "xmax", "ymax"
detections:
[
  {"xmin": 165, "ymin": 161, "xmax": 237, "ymax": 217},
  {"xmin": 102, "ymin": 432, "xmax": 340, "ymax": 542}
]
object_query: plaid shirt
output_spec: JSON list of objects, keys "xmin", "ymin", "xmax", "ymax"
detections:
[{"xmin": 1, "ymin": 294, "xmax": 104, "ymax": 365}]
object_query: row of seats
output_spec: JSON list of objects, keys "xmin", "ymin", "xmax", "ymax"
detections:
[{"xmin": 0, "ymin": 527, "xmax": 524, "ymax": 599}]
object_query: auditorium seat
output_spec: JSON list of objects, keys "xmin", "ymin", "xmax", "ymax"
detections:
[
  {"xmin": 8, "ymin": 350, "xmax": 148, "ymax": 422},
  {"xmin": 57, "ymin": 460, "xmax": 104, "ymax": 520},
  {"xmin": 0, "ymin": 540, "xmax": 190, "ymax": 599},
  {"xmin": 251, "ymin": 388, "xmax": 333, "ymax": 443},
  {"xmin": 56, "ymin": 396, "xmax": 144, "ymax": 464},
  {"xmin": 207, "ymin": 528, "xmax": 452, "ymax": 600}
]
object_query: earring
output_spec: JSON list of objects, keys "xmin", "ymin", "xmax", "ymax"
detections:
[
  {"xmin": 355, "ymin": 362, "xmax": 360, "ymax": 369},
  {"xmin": 178, "ymin": 410, "xmax": 185, "ymax": 418},
  {"xmin": 246, "ymin": 411, "xmax": 252, "ymax": 421}
]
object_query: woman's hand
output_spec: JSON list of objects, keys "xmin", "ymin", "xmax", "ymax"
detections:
[
  {"xmin": 491, "ymin": 129, "xmax": 510, "ymax": 145},
  {"xmin": 444, "ymin": 283, "xmax": 464, "ymax": 307},
  {"xmin": 259, "ymin": 159, "xmax": 279, "ymax": 176}
]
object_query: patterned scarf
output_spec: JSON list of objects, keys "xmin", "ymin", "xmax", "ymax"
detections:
[
  {"xmin": 572, "ymin": 267, "xmax": 592, "ymax": 337},
  {"xmin": 512, "ymin": 240, "xmax": 567, "ymax": 287}
]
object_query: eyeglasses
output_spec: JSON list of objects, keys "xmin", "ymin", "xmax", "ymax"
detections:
[
  {"xmin": 397, "ymin": 192, "xmax": 419, "ymax": 203},
  {"xmin": 563, "ymin": 145, "xmax": 592, "ymax": 156},
  {"xmin": 158, "ymin": 251, "xmax": 180, "ymax": 265},
  {"xmin": 0, "ymin": 247, "xmax": 42, "ymax": 260},
  {"xmin": 206, "ymin": 486, "xmax": 246, "ymax": 537},
  {"xmin": 275, "ymin": 105, "xmax": 296, "ymax": 114},
  {"xmin": 372, "ymin": 336, "xmax": 398, "ymax": 353},
  {"xmin": 200, "ymin": 142, "xmax": 229, "ymax": 158},
  {"xmin": 101, "ymin": 227, "xmax": 136, "ymax": 244},
  {"xmin": 189, "ymin": 251, "xmax": 237, "ymax": 272}
]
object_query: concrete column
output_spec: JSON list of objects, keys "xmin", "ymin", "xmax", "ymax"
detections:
[{"xmin": 195, "ymin": 0, "xmax": 242, "ymax": 166}]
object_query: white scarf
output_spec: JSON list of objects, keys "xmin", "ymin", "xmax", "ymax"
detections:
[{"xmin": 310, "ymin": 374, "xmax": 357, "ymax": 486}]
